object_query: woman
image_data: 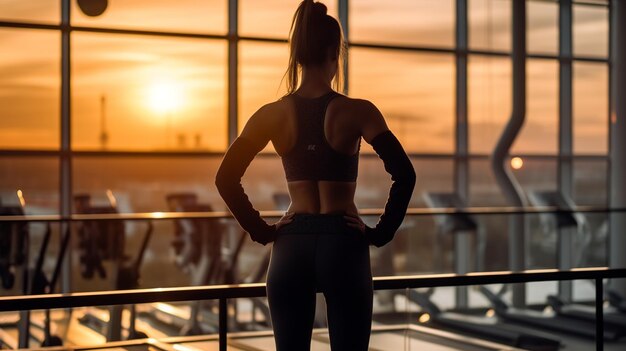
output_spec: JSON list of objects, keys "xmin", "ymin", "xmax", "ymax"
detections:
[{"xmin": 215, "ymin": 1, "xmax": 416, "ymax": 349}]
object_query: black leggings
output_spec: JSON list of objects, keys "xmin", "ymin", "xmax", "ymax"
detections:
[{"xmin": 266, "ymin": 214, "xmax": 373, "ymax": 351}]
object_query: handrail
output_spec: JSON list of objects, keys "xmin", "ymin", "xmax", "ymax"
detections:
[
  {"xmin": 1, "ymin": 269, "xmax": 623, "ymax": 351},
  {"xmin": 0, "ymin": 206, "xmax": 625, "ymax": 222},
  {"xmin": 0, "ymin": 267, "xmax": 624, "ymax": 312}
]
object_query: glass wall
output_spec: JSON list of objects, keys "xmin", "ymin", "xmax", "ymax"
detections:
[{"xmin": 0, "ymin": 0, "xmax": 611, "ymax": 292}]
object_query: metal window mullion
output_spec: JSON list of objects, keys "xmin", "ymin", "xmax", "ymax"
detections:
[
  {"xmin": 455, "ymin": 0, "xmax": 469, "ymax": 199},
  {"xmin": 558, "ymin": 0, "xmax": 574, "ymax": 304},
  {"xmin": 59, "ymin": 0, "xmax": 73, "ymax": 297},
  {"xmin": 559, "ymin": 0, "xmax": 573, "ymax": 196},
  {"xmin": 339, "ymin": 0, "xmax": 349, "ymax": 94},
  {"xmin": 609, "ymin": 0, "xmax": 626, "ymax": 298},
  {"xmin": 454, "ymin": 0, "xmax": 470, "ymax": 310},
  {"xmin": 227, "ymin": 0, "xmax": 238, "ymax": 145}
]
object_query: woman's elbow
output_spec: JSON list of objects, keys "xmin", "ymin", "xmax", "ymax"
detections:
[
  {"xmin": 214, "ymin": 168, "xmax": 229, "ymax": 193},
  {"xmin": 403, "ymin": 168, "xmax": 417, "ymax": 191}
]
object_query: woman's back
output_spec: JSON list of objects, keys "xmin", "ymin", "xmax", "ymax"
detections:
[{"xmin": 243, "ymin": 89, "xmax": 383, "ymax": 215}]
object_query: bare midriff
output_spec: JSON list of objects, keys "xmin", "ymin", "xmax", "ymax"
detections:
[{"xmin": 286, "ymin": 180, "xmax": 358, "ymax": 215}]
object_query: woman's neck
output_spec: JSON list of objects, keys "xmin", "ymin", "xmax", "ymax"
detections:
[{"xmin": 298, "ymin": 66, "xmax": 333, "ymax": 97}]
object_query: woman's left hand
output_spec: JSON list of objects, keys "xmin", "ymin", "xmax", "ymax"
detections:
[
  {"xmin": 344, "ymin": 212, "xmax": 366, "ymax": 233},
  {"xmin": 275, "ymin": 211, "xmax": 295, "ymax": 230}
]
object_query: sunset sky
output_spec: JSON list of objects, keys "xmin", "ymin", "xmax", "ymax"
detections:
[{"xmin": 0, "ymin": 0, "xmax": 609, "ymax": 154}]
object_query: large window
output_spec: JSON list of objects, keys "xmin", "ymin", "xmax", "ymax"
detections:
[
  {"xmin": 350, "ymin": 49, "xmax": 455, "ymax": 153},
  {"xmin": 0, "ymin": 0, "xmax": 613, "ymax": 282},
  {"xmin": 351, "ymin": 0, "xmax": 454, "ymax": 48},
  {"xmin": 71, "ymin": 33, "xmax": 228, "ymax": 151},
  {"xmin": 70, "ymin": 0, "xmax": 227, "ymax": 34},
  {"xmin": 0, "ymin": 28, "xmax": 60, "ymax": 150}
]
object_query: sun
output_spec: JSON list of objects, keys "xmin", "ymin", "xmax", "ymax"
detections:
[{"xmin": 147, "ymin": 81, "xmax": 183, "ymax": 114}]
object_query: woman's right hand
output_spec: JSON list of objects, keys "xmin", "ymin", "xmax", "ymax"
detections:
[{"xmin": 344, "ymin": 212, "xmax": 366, "ymax": 233}]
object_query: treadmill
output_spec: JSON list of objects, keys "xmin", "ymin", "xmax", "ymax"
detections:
[
  {"xmin": 411, "ymin": 192, "xmax": 561, "ymax": 351},
  {"xmin": 529, "ymin": 191, "xmax": 626, "ymax": 338},
  {"xmin": 481, "ymin": 285, "xmax": 624, "ymax": 341}
]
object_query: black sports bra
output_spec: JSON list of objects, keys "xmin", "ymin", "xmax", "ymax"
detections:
[{"xmin": 281, "ymin": 91, "xmax": 359, "ymax": 182}]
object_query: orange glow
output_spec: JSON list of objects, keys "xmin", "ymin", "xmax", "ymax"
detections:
[
  {"xmin": 106, "ymin": 189, "xmax": 117, "ymax": 208},
  {"xmin": 418, "ymin": 313, "xmax": 431, "ymax": 323},
  {"xmin": 0, "ymin": 1, "xmax": 610, "ymax": 153},
  {"xmin": 147, "ymin": 80, "xmax": 184, "ymax": 114},
  {"xmin": 17, "ymin": 190, "xmax": 26, "ymax": 207},
  {"xmin": 511, "ymin": 157, "xmax": 524, "ymax": 170}
]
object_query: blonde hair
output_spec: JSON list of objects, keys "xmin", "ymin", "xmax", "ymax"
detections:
[{"xmin": 284, "ymin": 0, "xmax": 346, "ymax": 95}]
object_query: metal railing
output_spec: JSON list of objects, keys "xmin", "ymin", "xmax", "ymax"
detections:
[
  {"xmin": 0, "ymin": 205, "xmax": 624, "ymax": 222},
  {"xmin": 0, "ymin": 267, "xmax": 625, "ymax": 351}
]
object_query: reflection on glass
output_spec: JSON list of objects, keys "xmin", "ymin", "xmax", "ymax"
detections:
[
  {"xmin": 350, "ymin": 0, "xmax": 454, "ymax": 48},
  {"xmin": 515, "ymin": 159, "xmax": 557, "ymax": 193},
  {"xmin": 469, "ymin": 159, "xmax": 506, "ymax": 207},
  {"xmin": 239, "ymin": 41, "xmax": 289, "ymax": 138},
  {"xmin": 468, "ymin": 55, "xmax": 511, "ymax": 154},
  {"xmin": 240, "ymin": 0, "xmax": 337, "ymax": 38},
  {"xmin": 358, "ymin": 158, "xmax": 452, "ymax": 210},
  {"xmin": 573, "ymin": 160, "xmax": 607, "ymax": 206},
  {"xmin": 73, "ymin": 157, "xmax": 224, "ymax": 213},
  {"xmin": 350, "ymin": 48, "xmax": 455, "ymax": 153},
  {"xmin": 71, "ymin": 0, "xmax": 227, "ymax": 34},
  {"xmin": 574, "ymin": 62, "xmax": 608, "ymax": 154},
  {"xmin": 527, "ymin": 0, "xmax": 558, "ymax": 55},
  {"xmin": 573, "ymin": 4, "xmax": 609, "ymax": 57},
  {"xmin": 0, "ymin": 0, "xmax": 59, "ymax": 23},
  {"xmin": 469, "ymin": 0, "xmax": 511, "ymax": 52},
  {"xmin": 513, "ymin": 59, "xmax": 558, "ymax": 154},
  {"xmin": 0, "ymin": 29, "xmax": 59, "ymax": 149},
  {"xmin": 0, "ymin": 157, "xmax": 59, "ymax": 214},
  {"xmin": 72, "ymin": 33, "xmax": 227, "ymax": 151}
]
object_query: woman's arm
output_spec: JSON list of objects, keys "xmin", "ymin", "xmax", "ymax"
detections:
[
  {"xmin": 359, "ymin": 100, "xmax": 416, "ymax": 247},
  {"xmin": 215, "ymin": 105, "xmax": 276, "ymax": 245}
]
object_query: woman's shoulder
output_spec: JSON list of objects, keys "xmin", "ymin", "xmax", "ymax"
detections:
[
  {"xmin": 327, "ymin": 95, "xmax": 382, "ymax": 121},
  {"xmin": 331, "ymin": 94, "xmax": 380, "ymax": 112},
  {"xmin": 250, "ymin": 99, "xmax": 290, "ymax": 123}
]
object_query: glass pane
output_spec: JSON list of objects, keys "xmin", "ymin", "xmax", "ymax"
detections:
[
  {"xmin": 573, "ymin": 62, "xmax": 608, "ymax": 154},
  {"xmin": 516, "ymin": 158, "xmax": 558, "ymax": 193},
  {"xmin": 469, "ymin": 0, "xmax": 511, "ymax": 52},
  {"xmin": 0, "ymin": 28, "xmax": 60, "ymax": 149},
  {"xmin": 0, "ymin": 157, "xmax": 59, "ymax": 214},
  {"xmin": 573, "ymin": 159, "xmax": 607, "ymax": 206},
  {"xmin": 469, "ymin": 159, "xmax": 507, "ymax": 207},
  {"xmin": 0, "ymin": 0, "xmax": 59, "ymax": 23},
  {"xmin": 357, "ymin": 157, "xmax": 452, "ymax": 209},
  {"xmin": 512, "ymin": 59, "xmax": 558, "ymax": 154},
  {"xmin": 72, "ymin": 33, "xmax": 227, "ymax": 151},
  {"xmin": 238, "ymin": 41, "xmax": 289, "ymax": 148},
  {"xmin": 573, "ymin": 4, "xmax": 609, "ymax": 57},
  {"xmin": 240, "ymin": 0, "xmax": 337, "ymax": 39},
  {"xmin": 350, "ymin": 0, "xmax": 454, "ymax": 48},
  {"xmin": 73, "ymin": 156, "xmax": 225, "ymax": 213},
  {"xmin": 527, "ymin": 0, "xmax": 558, "ymax": 55},
  {"xmin": 350, "ymin": 48, "xmax": 455, "ymax": 153},
  {"xmin": 71, "ymin": 0, "xmax": 227, "ymax": 34},
  {"xmin": 468, "ymin": 55, "xmax": 511, "ymax": 154}
]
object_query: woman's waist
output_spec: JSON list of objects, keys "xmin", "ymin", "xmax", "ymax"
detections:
[
  {"xmin": 277, "ymin": 212, "xmax": 358, "ymax": 235},
  {"xmin": 286, "ymin": 198, "xmax": 358, "ymax": 215},
  {"xmin": 286, "ymin": 182, "xmax": 357, "ymax": 212}
]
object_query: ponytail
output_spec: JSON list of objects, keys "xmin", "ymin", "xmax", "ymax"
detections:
[{"xmin": 284, "ymin": 0, "xmax": 346, "ymax": 95}]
